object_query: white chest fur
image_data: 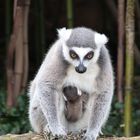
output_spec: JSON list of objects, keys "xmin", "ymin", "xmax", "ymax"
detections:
[{"xmin": 63, "ymin": 64, "xmax": 100, "ymax": 94}]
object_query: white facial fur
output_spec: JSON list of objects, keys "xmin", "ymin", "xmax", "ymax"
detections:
[
  {"xmin": 71, "ymin": 47, "xmax": 101, "ymax": 67},
  {"xmin": 62, "ymin": 44, "xmax": 101, "ymax": 68},
  {"xmin": 71, "ymin": 47, "xmax": 93, "ymax": 61},
  {"xmin": 71, "ymin": 47, "xmax": 94, "ymax": 67}
]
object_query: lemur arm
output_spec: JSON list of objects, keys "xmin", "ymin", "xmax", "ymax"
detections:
[
  {"xmin": 37, "ymin": 81, "xmax": 66, "ymax": 135},
  {"xmin": 85, "ymin": 59, "xmax": 114, "ymax": 140},
  {"xmin": 36, "ymin": 43, "xmax": 67, "ymax": 135},
  {"xmin": 85, "ymin": 91, "xmax": 113, "ymax": 140}
]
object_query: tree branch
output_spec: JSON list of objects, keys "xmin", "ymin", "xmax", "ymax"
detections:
[{"xmin": 0, "ymin": 132, "xmax": 140, "ymax": 140}]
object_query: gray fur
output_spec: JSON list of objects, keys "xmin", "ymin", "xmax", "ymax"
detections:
[
  {"xmin": 67, "ymin": 27, "xmax": 96, "ymax": 49},
  {"xmin": 29, "ymin": 40, "xmax": 69, "ymax": 135},
  {"xmin": 28, "ymin": 27, "xmax": 114, "ymax": 140},
  {"xmin": 85, "ymin": 46, "xmax": 114, "ymax": 140}
]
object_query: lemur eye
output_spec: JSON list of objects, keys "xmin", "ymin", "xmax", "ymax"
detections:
[
  {"xmin": 85, "ymin": 51, "xmax": 94, "ymax": 60},
  {"xmin": 69, "ymin": 50, "xmax": 78, "ymax": 59}
]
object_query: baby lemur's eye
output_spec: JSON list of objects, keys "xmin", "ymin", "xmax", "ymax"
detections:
[
  {"xmin": 85, "ymin": 51, "xmax": 94, "ymax": 60},
  {"xmin": 69, "ymin": 50, "xmax": 78, "ymax": 59}
]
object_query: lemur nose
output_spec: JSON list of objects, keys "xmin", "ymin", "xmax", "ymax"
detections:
[{"xmin": 75, "ymin": 64, "xmax": 87, "ymax": 74}]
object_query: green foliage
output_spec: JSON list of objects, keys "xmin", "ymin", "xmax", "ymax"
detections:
[
  {"xmin": 0, "ymin": 90, "xmax": 31, "ymax": 135},
  {"xmin": 103, "ymin": 97, "xmax": 124, "ymax": 137},
  {"xmin": 132, "ymin": 97, "xmax": 140, "ymax": 135},
  {"xmin": 103, "ymin": 95, "xmax": 140, "ymax": 137}
]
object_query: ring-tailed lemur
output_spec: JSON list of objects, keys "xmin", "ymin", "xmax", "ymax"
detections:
[{"xmin": 28, "ymin": 27, "xmax": 114, "ymax": 140}]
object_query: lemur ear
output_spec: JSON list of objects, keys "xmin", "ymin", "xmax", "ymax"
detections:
[
  {"xmin": 94, "ymin": 32, "xmax": 108, "ymax": 47},
  {"xmin": 57, "ymin": 27, "xmax": 72, "ymax": 42}
]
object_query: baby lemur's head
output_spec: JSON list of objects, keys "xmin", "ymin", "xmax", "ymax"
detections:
[{"xmin": 63, "ymin": 86, "xmax": 80, "ymax": 103}]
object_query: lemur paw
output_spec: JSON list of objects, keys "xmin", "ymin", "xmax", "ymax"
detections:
[
  {"xmin": 44, "ymin": 124, "xmax": 51, "ymax": 133},
  {"xmin": 83, "ymin": 136, "xmax": 96, "ymax": 140},
  {"xmin": 45, "ymin": 125, "xmax": 67, "ymax": 136},
  {"xmin": 83, "ymin": 132, "xmax": 98, "ymax": 140}
]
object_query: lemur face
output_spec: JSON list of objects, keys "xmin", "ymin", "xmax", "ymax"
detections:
[
  {"xmin": 68, "ymin": 47, "xmax": 94, "ymax": 73},
  {"xmin": 58, "ymin": 27, "xmax": 108, "ymax": 74},
  {"xmin": 62, "ymin": 44, "xmax": 100, "ymax": 74}
]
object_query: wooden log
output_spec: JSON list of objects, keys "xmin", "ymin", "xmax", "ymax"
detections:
[{"xmin": 0, "ymin": 132, "xmax": 140, "ymax": 140}]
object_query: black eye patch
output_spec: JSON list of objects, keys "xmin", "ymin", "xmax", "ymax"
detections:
[
  {"xmin": 84, "ymin": 51, "xmax": 94, "ymax": 60},
  {"xmin": 69, "ymin": 50, "xmax": 79, "ymax": 59}
]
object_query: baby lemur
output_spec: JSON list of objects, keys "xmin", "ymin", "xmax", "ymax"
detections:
[{"xmin": 63, "ymin": 86, "xmax": 89, "ymax": 122}]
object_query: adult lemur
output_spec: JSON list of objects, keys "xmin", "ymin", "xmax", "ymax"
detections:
[{"xmin": 29, "ymin": 27, "xmax": 114, "ymax": 140}]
